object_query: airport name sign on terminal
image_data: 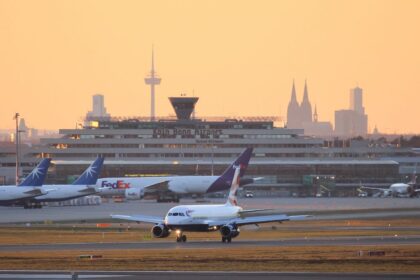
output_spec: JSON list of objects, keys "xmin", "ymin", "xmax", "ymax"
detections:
[{"xmin": 153, "ymin": 128, "xmax": 222, "ymax": 137}]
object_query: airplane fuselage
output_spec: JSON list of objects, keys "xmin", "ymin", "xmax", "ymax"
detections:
[
  {"xmin": 97, "ymin": 176, "xmax": 220, "ymax": 197},
  {"xmin": 0, "ymin": 186, "xmax": 42, "ymax": 204},
  {"xmin": 164, "ymin": 204, "xmax": 242, "ymax": 232},
  {"xmin": 386, "ymin": 183, "xmax": 413, "ymax": 197},
  {"xmin": 28, "ymin": 185, "xmax": 97, "ymax": 202}
]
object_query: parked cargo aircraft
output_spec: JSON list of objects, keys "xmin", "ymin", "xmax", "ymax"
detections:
[
  {"xmin": 0, "ymin": 158, "xmax": 51, "ymax": 206},
  {"xmin": 97, "ymin": 148, "xmax": 254, "ymax": 202},
  {"xmin": 112, "ymin": 166, "xmax": 308, "ymax": 243},
  {"xmin": 19, "ymin": 156, "xmax": 104, "ymax": 208},
  {"xmin": 360, "ymin": 172, "xmax": 418, "ymax": 197}
]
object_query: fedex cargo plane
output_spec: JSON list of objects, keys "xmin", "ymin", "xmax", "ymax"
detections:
[{"xmin": 96, "ymin": 148, "xmax": 255, "ymax": 202}]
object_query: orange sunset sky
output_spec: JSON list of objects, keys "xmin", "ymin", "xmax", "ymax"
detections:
[{"xmin": 0, "ymin": 0, "xmax": 419, "ymax": 133}]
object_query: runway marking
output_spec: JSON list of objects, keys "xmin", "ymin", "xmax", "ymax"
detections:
[
  {"xmin": 1, "ymin": 235, "xmax": 420, "ymax": 252},
  {"xmin": 0, "ymin": 275, "xmax": 127, "ymax": 279}
]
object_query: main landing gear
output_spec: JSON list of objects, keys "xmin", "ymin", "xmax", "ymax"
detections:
[
  {"xmin": 24, "ymin": 203, "xmax": 42, "ymax": 209},
  {"xmin": 176, "ymin": 231, "xmax": 187, "ymax": 243},
  {"xmin": 221, "ymin": 236, "xmax": 232, "ymax": 243}
]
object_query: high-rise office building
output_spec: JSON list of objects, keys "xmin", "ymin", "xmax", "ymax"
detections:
[
  {"xmin": 335, "ymin": 86, "xmax": 368, "ymax": 136},
  {"xmin": 350, "ymin": 86, "xmax": 364, "ymax": 114}
]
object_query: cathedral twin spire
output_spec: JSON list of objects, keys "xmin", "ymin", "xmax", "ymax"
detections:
[{"xmin": 287, "ymin": 80, "xmax": 313, "ymax": 129}]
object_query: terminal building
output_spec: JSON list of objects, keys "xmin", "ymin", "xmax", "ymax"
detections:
[{"xmin": 19, "ymin": 96, "xmax": 417, "ymax": 197}]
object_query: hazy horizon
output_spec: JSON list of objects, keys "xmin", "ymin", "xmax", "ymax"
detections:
[{"xmin": 1, "ymin": 0, "xmax": 419, "ymax": 133}]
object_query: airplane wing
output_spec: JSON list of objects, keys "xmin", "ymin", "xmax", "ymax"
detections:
[
  {"xmin": 111, "ymin": 214, "xmax": 164, "ymax": 224},
  {"xmin": 238, "ymin": 209, "xmax": 274, "ymax": 216},
  {"xmin": 78, "ymin": 186, "xmax": 98, "ymax": 194},
  {"xmin": 359, "ymin": 186, "xmax": 386, "ymax": 192},
  {"xmin": 207, "ymin": 214, "xmax": 310, "ymax": 227},
  {"xmin": 143, "ymin": 180, "xmax": 171, "ymax": 193},
  {"xmin": 23, "ymin": 188, "xmax": 44, "ymax": 196}
]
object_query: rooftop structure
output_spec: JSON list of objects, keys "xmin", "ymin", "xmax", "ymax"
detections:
[
  {"xmin": 169, "ymin": 97, "xmax": 199, "ymax": 120},
  {"xmin": 86, "ymin": 94, "xmax": 110, "ymax": 120}
]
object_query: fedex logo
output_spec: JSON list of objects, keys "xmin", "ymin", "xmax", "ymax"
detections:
[{"xmin": 101, "ymin": 180, "xmax": 131, "ymax": 189}]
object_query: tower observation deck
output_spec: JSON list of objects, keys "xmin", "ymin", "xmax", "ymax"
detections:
[{"xmin": 144, "ymin": 48, "xmax": 161, "ymax": 121}]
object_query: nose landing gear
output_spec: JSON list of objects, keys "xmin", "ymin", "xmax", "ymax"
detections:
[{"xmin": 176, "ymin": 231, "xmax": 187, "ymax": 242}]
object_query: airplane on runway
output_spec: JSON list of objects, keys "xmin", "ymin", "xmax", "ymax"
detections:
[
  {"xmin": 0, "ymin": 158, "xmax": 51, "ymax": 206},
  {"xmin": 18, "ymin": 156, "xmax": 104, "ymax": 209},
  {"xmin": 112, "ymin": 166, "xmax": 308, "ymax": 243},
  {"xmin": 97, "ymin": 147, "xmax": 256, "ymax": 202},
  {"xmin": 360, "ymin": 171, "xmax": 418, "ymax": 197}
]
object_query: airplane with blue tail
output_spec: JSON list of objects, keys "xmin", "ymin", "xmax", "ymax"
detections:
[
  {"xmin": 0, "ymin": 158, "xmax": 51, "ymax": 206},
  {"xmin": 19, "ymin": 156, "xmax": 104, "ymax": 209}
]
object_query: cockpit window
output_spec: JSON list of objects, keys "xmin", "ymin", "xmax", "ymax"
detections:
[
  {"xmin": 168, "ymin": 213, "xmax": 172, "ymax": 216},
  {"xmin": 173, "ymin": 213, "xmax": 179, "ymax": 216}
]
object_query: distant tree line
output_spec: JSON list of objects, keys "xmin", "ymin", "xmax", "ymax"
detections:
[{"xmin": 391, "ymin": 136, "xmax": 420, "ymax": 148}]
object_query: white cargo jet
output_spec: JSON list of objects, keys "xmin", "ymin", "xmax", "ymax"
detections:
[
  {"xmin": 0, "ymin": 158, "xmax": 51, "ymax": 206},
  {"xmin": 97, "ymin": 148, "xmax": 255, "ymax": 202},
  {"xmin": 19, "ymin": 157, "xmax": 104, "ymax": 208},
  {"xmin": 112, "ymin": 167, "xmax": 309, "ymax": 243}
]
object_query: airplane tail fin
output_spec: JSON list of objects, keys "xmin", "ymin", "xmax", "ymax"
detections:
[
  {"xmin": 206, "ymin": 147, "xmax": 253, "ymax": 193},
  {"xmin": 19, "ymin": 158, "xmax": 51, "ymax": 187},
  {"xmin": 72, "ymin": 156, "xmax": 105, "ymax": 185},
  {"xmin": 409, "ymin": 165, "xmax": 417, "ymax": 185},
  {"xmin": 225, "ymin": 166, "xmax": 241, "ymax": 206}
]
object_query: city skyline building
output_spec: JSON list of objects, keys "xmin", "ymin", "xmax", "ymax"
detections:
[
  {"xmin": 286, "ymin": 80, "xmax": 333, "ymax": 136},
  {"xmin": 335, "ymin": 86, "xmax": 368, "ymax": 136},
  {"xmin": 350, "ymin": 86, "xmax": 365, "ymax": 114},
  {"xmin": 287, "ymin": 80, "xmax": 313, "ymax": 129}
]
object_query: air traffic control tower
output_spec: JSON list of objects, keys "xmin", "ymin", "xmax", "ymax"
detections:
[{"xmin": 169, "ymin": 97, "xmax": 199, "ymax": 121}]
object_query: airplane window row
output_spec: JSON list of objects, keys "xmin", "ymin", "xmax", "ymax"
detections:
[{"xmin": 168, "ymin": 212, "xmax": 185, "ymax": 216}]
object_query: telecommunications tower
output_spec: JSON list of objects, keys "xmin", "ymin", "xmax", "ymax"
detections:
[{"xmin": 144, "ymin": 47, "xmax": 161, "ymax": 121}]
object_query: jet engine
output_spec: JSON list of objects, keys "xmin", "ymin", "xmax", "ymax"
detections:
[
  {"xmin": 383, "ymin": 190, "xmax": 392, "ymax": 197},
  {"xmin": 151, "ymin": 224, "xmax": 170, "ymax": 238},
  {"xmin": 125, "ymin": 188, "xmax": 144, "ymax": 200},
  {"xmin": 220, "ymin": 224, "xmax": 240, "ymax": 238}
]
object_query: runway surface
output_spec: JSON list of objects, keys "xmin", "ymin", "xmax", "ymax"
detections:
[
  {"xmin": 1, "ymin": 235, "xmax": 419, "ymax": 252},
  {"xmin": 1, "ymin": 197, "xmax": 420, "ymax": 224},
  {"xmin": 0, "ymin": 271, "xmax": 419, "ymax": 280}
]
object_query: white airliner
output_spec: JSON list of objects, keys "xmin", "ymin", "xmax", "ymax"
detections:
[
  {"xmin": 97, "ymin": 148, "xmax": 255, "ymax": 202},
  {"xmin": 112, "ymin": 167, "xmax": 309, "ymax": 243},
  {"xmin": 19, "ymin": 157, "xmax": 104, "ymax": 209},
  {"xmin": 361, "ymin": 182, "xmax": 419, "ymax": 197},
  {"xmin": 0, "ymin": 158, "xmax": 51, "ymax": 206},
  {"xmin": 360, "ymin": 172, "xmax": 418, "ymax": 198}
]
